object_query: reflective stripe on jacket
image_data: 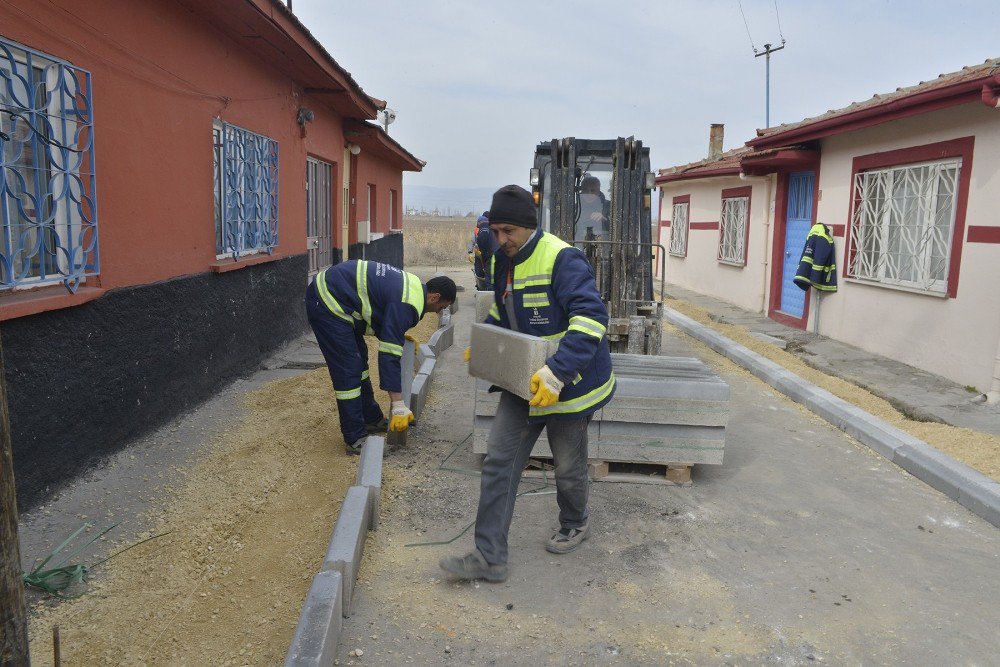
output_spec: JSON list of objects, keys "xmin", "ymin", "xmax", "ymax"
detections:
[
  {"xmin": 314, "ymin": 260, "xmax": 425, "ymax": 392},
  {"xmin": 794, "ymin": 223, "xmax": 838, "ymax": 292},
  {"xmin": 487, "ymin": 230, "xmax": 615, "ymax": 420}
]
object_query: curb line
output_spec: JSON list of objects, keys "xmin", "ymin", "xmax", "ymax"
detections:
[
  {"xmin": 664, "ymin": 307, "xmax": 1000, "ymax": 529},
  {"xmin": 286, "ymin": 309, "xmax": 454, "ymax": 666}
]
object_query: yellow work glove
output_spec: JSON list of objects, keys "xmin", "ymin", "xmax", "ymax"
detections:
[
  {"xmin": 463, "ymin": 346, "xmax": 471, "ymax": 363},
  {"xmin": 467, "ymin": 253, "xmax": 475, "ymax": 264},
  {"xmin": 389, "ymin": 400, "xmax": 414, "ymax": 432},
  {"xmin": 529, "ymin": 365, "xmax": 564, "ymax": 407},
  {"xmin": 404, "ymin": 333, "xmax": 419, "ymax": 345}
]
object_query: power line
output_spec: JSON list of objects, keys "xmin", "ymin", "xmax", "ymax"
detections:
[
  {"xmin": 737, "ymin": 0, "xmax": 758, "ymax": 53},
  {"xmin": 774, "ymin": 0, "xmax": 786, "ymax": 42}
]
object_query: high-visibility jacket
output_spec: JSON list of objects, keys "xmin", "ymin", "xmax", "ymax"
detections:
[
  {"xmin": 486, "ymin": 230, "xmax": 615, "ymax": 420},
  {"xmin": 794, "ymin": 223, "xmax": 838, "ymax": 292},
  {"xmin": 314, "ymin": 260, "xmax": 425, "ymax": 393}
]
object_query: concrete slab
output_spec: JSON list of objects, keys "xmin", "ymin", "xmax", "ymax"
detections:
[
  {"xmin": 356, "ymin": 436, "xmax": 384, "ymax": 530},
  {"xmin": 400, "ymin": 340, "xmax": 415, "ymax": 409},
  {"xmin": 320, "ymin": 485, "xmax": 371, "ymax": 617},
  {"xmin": 749, "ymin": 331, "xmax": 788, "ymax": 349},
  {"xmin": 475, "ymin": 290, "xmax": 495, "ymax": 323},
  {"xmin": 285, "ymin": 569, "xmax": 343, "ymax": 667},
  {"xmin": 468, "ymin": 323, "xmax": 557, "ymax": 401},
  {"xmin": 417, "ymin": 344, "xmax": 435, "ymax": 367},
  {"xmin": 411, "ymin": 373, "xmax": 430, "ymax": 422}
]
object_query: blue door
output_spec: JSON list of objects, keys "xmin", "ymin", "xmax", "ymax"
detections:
[{"xmin": 779, "ymin": 172, "xmax": 815, "ymax": 318}]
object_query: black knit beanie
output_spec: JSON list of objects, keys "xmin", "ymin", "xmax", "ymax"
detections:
[{"xmin": 489, "ymin": 185, "xmax": 537, "ymax": 229}]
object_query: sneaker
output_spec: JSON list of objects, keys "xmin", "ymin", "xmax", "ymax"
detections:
[
  {"xmin": 345, "ymin": 437, "xmax": 366, "ymax": 455},
  {"xmin": 365, "ymin": 418, "xmax": 389, "ymax": 434},
  {"xmin": 545, "ymin": 522, "xmax": 590, "ymax": 554},
  {"xmin": 439, "ymin": 549, "xmax": 508, "ymax": 583}
]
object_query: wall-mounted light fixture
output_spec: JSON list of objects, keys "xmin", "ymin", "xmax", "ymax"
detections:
[
  {"xmin": 347, "ymin": 142, "xmax": 361, "ymax": 156},
  {"xmin": 296, "ymin": 106, "xmax": 314, "ymax": 138}
]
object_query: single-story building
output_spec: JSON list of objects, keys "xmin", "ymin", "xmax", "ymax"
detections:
[
  {"xmin": 656, "ymin": 58, "xmax": 1000, "ymax": 397},
  {"xmin": 0, "ymin": 0, "xmax": 422, "ymax": 509}
]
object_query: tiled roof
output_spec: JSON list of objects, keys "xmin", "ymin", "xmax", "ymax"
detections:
[
  {"xmin": 751, "ymin": 57, "xmax": 1000, "ymax": 145},
  {"xmin": 656, "ymin": 146, "xmax": 750, "ymax": 181}
]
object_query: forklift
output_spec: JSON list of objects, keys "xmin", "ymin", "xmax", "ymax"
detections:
[{"xmin": 528, "ymin": 137, "xmax": 665, "ymax": 354}]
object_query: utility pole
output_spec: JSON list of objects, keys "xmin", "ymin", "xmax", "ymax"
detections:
[
  {"xmin": 755, "ymin": 40, "xmax": 785, "ymax": 128},
  {"xmin": 1, "ymin": 331, "xmax": 29, "ymax": 666}
]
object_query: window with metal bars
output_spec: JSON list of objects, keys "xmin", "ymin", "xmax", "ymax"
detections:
[
  {"xmin": 0, "ymin": 38, "xmax": 98, "ymax": 293},
  {"xmin": 718, "ymin": 196, "xmax": 749, "ymax": 265},
  {"xmin": 848, "ymin": 158, "xmax": 959, "ymax": 294},
  {"xmin": 213, "ymin": 121, "xmax": 279, "ymax": 258},
  {"xmin": 669, "ymin": 202, "xmax": 689, "ymax": 257}
]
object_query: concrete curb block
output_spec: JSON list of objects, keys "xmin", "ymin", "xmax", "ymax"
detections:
[
  {"xmin": 664, "ymin": 306, "xmax": 1000, "ymax": 529},
  {"xmin": 356, "ymin": 436, "xmax": 384, "ymax": 530},
  {"xmin": 411, "ymin": 373, "xmax": 430, "ymax": 422},
  {"xmin": 427, "ymin": 323, "xmax": 455, "ymax": 355},
  {"xmin": 284, "ymin": 569, "xmax": 343, "ymax": 667},
  {"xmin": 418, "ymin": 344, "xmax": 436, "ymax": 367},
  {"xmin": 320, "ymin": 485, "xmax": 371, "ymax": 617},
  {"xmin": 287, "ymin": 301, "xmax": 456, "ymax": 663}
]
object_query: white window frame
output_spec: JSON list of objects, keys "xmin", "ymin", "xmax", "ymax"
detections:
[
  {"xmin": 718, "ymin": 196, "xmax": 749, "ymax": 266},
  {"xmin": 848, "ymin": 158, "xmax": 960, "ymax": 295},
  {"xmin": 669, "ymin": 201, "xmax": 689, "ymax": 257}
]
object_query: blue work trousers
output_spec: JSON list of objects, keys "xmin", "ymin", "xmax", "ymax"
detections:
[
  {"xmin": 306, "ymin": 281, "xmax": 384, "ymax": 445},
  {"xmin": 474, "ymin": 391, "xmax": 591, "ymax": 565}
]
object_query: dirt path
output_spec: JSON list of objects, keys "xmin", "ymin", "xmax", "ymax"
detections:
[
  {"xmin": 25, "ymin": 315, "xmax": 440, "ymax": 665},
  {"xmin": 662, "ymin": 298, "xmax": 1000, "ymax": 482}
]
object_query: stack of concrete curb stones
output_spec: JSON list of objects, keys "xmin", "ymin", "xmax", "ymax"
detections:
[
  {"xmin": 663, "ymin": 307, "xmax": 1000, "ymax": 530},
  {"xmin": 469, "ymin": 322, "xmax": 730, "ymax": 470},
  {"xmin": 285, "ymin": 306, "xmax": 456, "ymax": 666}
]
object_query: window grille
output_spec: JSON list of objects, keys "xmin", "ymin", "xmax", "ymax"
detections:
[
  {"xmin": 848, "ymin": 159, "xmax": 959, "ymax": 294},
  {"xmin": 214, "ymin": 122, "xmax": 278, "ymax": 258},
  {"xmin": 669, "ymin": 202, "xmax": 689, "ymax": 256},
  {"xmin": 0, "ymin": 38, "xmax": 98, "ymax": 293},
  {"xmin": 718, "ymin": 196, "xmax": 748, "ymax": 265}
]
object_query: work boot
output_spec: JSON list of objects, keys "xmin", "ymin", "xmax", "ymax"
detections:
[
  {"xmin": 439, "ymin": 549, "xmax": 508, "ymax": 583},
  {"xmin": 545, "ymin": 522, "xmax": 590, "ymax": 554},
  {"xmin": 345, "ymin": 437, "xmax": 366, "ymax": 456},
  {"xmin": 365, "ymin": 417, "xmax": 389, "ymax": 434}
]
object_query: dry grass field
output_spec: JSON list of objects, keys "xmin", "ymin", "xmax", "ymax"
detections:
[{"xmin": 403, "ymin": 216, "xmax": 475, "ymax": 267}]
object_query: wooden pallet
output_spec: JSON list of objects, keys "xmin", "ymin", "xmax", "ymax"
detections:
[{"xmin": 522, "ymin": 458, "xmax": 693, "ymax": 486}]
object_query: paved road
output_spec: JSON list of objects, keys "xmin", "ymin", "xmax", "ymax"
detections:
[{"xmin": 337, "ymin": 267, "xmax": 1000, "ymax": 666}]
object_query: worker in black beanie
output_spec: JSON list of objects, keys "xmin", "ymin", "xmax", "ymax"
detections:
[
  {"xmin": 488, "ymin": 184, "xmax": 537, "ymax": 229},
  {"xmin": 441, "ymin": 183, "xmax": 615, "ymax": 583}
]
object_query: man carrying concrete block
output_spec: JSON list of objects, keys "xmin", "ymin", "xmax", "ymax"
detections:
[
  {"xmin": 306, "ymin": 260, "xmax": 456, "ymax": 454},
  {"xmin": 441, "ymin": 185, "xmax": 616, "ymax": 583}
]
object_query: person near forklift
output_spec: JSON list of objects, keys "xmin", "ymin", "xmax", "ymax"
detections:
[
  {"xmin": 306, "ymin": 260, "xmax": 456, "ymax": 454},
  {"xmin": 440, "ymin": 185, "xmax": 616, "ymax": 583},
  {"xmin": 574, "ymin": 175, "xmax": 609, "ymax": 243},
  {"xmin": 467, "ymin": 211, "xmax": 497, "ymax": 290}
]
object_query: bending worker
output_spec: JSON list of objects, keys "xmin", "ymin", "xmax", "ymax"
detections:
[
  {"xmin": 306, "ymin": 260, "xmax": 457, "ymax": 454},
  {"xmin": 440, "ymin": 185, "xmax": 616, "ymax": 583}
]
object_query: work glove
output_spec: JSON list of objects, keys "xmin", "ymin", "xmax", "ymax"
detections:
[
  {"xmin": 404, "ymin": 333, "xmax": 419, "ymax": 345},
  {"xmin": 463, "ymin": 346, "xmax": 471, "ymax": 363},
  {"xmin": 389, "ymin": 400, "xmax": 414, "ymax": 432},
  {"xmin": 467, "ymin": 253, "xmax": 475, "ymax": 264},
  {"xmin": 529, "ymin": 365, "xmax": 564, "ymax": 407}
]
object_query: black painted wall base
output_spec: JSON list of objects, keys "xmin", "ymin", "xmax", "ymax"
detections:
[
  {"xmin": 2, "ymin": 254, "xmax": 310, "ymax": 511},
  {"xmin": 348, "ymin": 232, "xmax": 404, "ymax": 268}
]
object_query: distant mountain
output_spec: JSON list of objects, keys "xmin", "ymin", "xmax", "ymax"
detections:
[{"xmin": 403, "ymin": 185, "xmax": 495, "ymax": 217}]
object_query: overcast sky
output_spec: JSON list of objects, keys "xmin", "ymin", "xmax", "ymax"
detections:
[{"xmin": 291, "ymin": 0, "xmax": 999, "ymax": 198}]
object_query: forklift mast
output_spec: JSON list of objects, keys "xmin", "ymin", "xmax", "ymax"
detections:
[{"xmin": 530, "ymin": 137, "xmax": 663, "ymax": 354}]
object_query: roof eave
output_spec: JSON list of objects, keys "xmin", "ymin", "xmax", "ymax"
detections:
[
  {"xmin": 748, "ymin": 77, "xmax": 995, "ymax": 149},
  {"xmin": 656, "ymin": 166, "xmax": 742, "ymax": 185}
]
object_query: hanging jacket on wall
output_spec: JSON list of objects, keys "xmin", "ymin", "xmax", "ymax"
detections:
[{"xmin": 794, "ymin": 223, "xmax": 838, "ymax": 292}]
